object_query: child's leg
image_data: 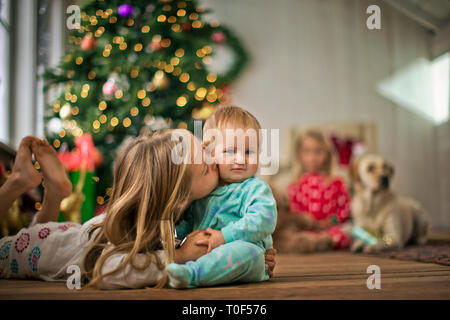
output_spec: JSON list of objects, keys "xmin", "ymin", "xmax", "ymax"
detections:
[
  {"xmin": 30, "ymin": 140, "xmax": 72, "ymax": 225},
  {"xmin": 166, "ymin": 240, "xmax": 269, "ymax": 288},
  {"xmin": 0, "ymin": 137, "xmax": 42, "ymax": 220}
]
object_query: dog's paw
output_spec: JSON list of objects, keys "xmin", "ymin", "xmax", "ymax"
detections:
[{"xmin": 362, "ymin": 240, "xmax": 385, "ymax": 254}]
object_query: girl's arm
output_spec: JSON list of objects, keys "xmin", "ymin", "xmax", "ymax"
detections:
[
  {"xmin": 333, "ymin": 179, "xmax": 351, "ymax": 223},
  {"xmin": 97, "ymin": 250, "xmax": 166, "ymax": 290},
  {"xmin": 174, "ymin": 230, "xmax": 209, "ymax": 263},
  {"xmin": 97, "ymin": 230, "xmax": 210, "ymax": 289}
]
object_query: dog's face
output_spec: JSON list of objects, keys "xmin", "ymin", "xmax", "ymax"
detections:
[{"xmin": 351, "ymin": 154, "xmax": 394, "ymax": 192}]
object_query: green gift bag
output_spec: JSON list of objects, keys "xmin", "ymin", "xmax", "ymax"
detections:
[{"xmin": 58, "ymin": 171, "xmax": 95, "ymax": 224}]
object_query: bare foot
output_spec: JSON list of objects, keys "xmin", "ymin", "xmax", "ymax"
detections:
[
  {"xmin": 31, "ymin": 139, "xmax": 72, "ymax": 200},
  {"xmin": 10, "ymin": 136, "xmax": 43, "ymax": 192}
]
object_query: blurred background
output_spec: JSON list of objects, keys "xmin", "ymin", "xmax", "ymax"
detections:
[{"xmin": 0, "ymin": 0, "xmax": 448, "ymax": 232}]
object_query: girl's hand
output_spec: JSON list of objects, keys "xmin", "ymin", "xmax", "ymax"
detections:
[
  {"xmin": 174, "ymin": 230, "xmax": 209, "ymax": 264},
  {"xmin": 195, "ymin": 228, "xmax": 225, "ymax": 253},
  {"xmin": 265, "ymin": 248, "xmax": 277, "ymax": 277}
]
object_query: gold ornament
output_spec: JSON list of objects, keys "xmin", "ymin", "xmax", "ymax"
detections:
[
  {"xmin": 59, "ymin": 104, "xmax": 72, "ymax": 119},
  {"xmin": 60, "ymin": 165, "xmax": 86, "ymax": 223},
  {"xmin": 152, "ymin": 70, "xmax": 170, "ymax": 90},
  {"xmin": 0, "ymin": 200, "xmax": 28, "ymax": 237},
  {"xmin": 192, "ymin": 104, "xmax": 215, "ymax": 120}
]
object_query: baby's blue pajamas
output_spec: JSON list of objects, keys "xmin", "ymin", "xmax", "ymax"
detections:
[{"xmin": 167, "ymin": 176, "xmax": 277, "ymax": 288}]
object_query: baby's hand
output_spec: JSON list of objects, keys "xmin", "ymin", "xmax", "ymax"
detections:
[{"xmin": 195, "ymin": 228, "xmax": 225, "ymax": 253}]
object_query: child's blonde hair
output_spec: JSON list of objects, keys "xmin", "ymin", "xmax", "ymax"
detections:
[
  {"xmin": 81, "ymin": 129, "xmax": 193, "ymax": 289},
  {"xmin": 203, "ymin": 105, "xmax": 261, "ymax": 133},
  {"xmin": 293, "ymin": 130, "xmax": 339, "ymax": 180},
  {"xmin": 202, "ymin": 105, "xmax": 262, "ymax": 154}
]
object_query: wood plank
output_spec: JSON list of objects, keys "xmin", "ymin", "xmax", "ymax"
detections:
[
  {"xmin": 274, "ymin": 252, "xmax": 450, "ymax": 277},
  {"xmin": 0, "ymin": 252, "xmax": 449, "ymax": 300}
]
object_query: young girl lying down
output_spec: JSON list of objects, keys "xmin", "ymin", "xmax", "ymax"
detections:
[{"xmin": 0, "ymin": 131, "xmax": 276, "ymax": 289}]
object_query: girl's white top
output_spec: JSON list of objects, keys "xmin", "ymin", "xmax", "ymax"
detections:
[{"xmin": 0, "ymin": 213, "xmax": 165, "ymax": 289}]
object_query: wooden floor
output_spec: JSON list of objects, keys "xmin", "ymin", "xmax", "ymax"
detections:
[{"xmin": 1, "ymin": 252, "xmax": 449, "ymax": 300}]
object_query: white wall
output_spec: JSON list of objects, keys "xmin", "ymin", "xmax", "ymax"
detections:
[
  {"xmin": 206, "ymin": 0, "xmax": 447, "ymax": 227},
  {"xmin": 436, "ymin": 120, "xmax": 450, "ymax": 230}
]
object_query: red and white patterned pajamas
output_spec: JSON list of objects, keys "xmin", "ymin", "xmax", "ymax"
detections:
[{"xmin": 288, "ymin": 172, "xmax": 352, "ymax": 249}]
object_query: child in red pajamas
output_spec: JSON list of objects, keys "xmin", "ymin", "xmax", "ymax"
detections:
[{"xmin": 286, "ymin": 130, "xmax": 352, "ymax": 251}]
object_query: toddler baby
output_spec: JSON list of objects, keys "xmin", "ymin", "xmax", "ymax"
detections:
[{"xmin": 167, "ymin": 105, "xmax": 277, "ymax": 288}]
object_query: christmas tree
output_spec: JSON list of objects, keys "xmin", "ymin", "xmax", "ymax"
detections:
[{"xmin": 43, "ymin": 0, "xmax": 248, "ymax": 208}]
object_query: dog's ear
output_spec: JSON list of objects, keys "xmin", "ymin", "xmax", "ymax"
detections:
[
  {"xmin": 349, "ymin": 156, "xmax": 361, "ymax": 182},
  {"xmin": 387, "ymin": 161, "xmax": 394, "ymax": 178}
]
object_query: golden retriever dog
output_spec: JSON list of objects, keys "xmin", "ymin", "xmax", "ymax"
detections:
[{"xmin": 350, "ymin": 154, "xmax": 429, "ymax": 253}]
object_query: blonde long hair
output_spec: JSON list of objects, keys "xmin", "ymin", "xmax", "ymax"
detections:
[
  {"xmin": 293, "ymin": 130, "xmax": 339, "ymax": 182},
  {"xmin": 81, "ymin": 129, "xmax": 192, "ymax": 289}
]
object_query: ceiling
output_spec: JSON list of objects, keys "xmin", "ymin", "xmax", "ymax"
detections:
[{"xmin": 384, "ymin": 0, "xmax": 450, "ymax": 32}]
